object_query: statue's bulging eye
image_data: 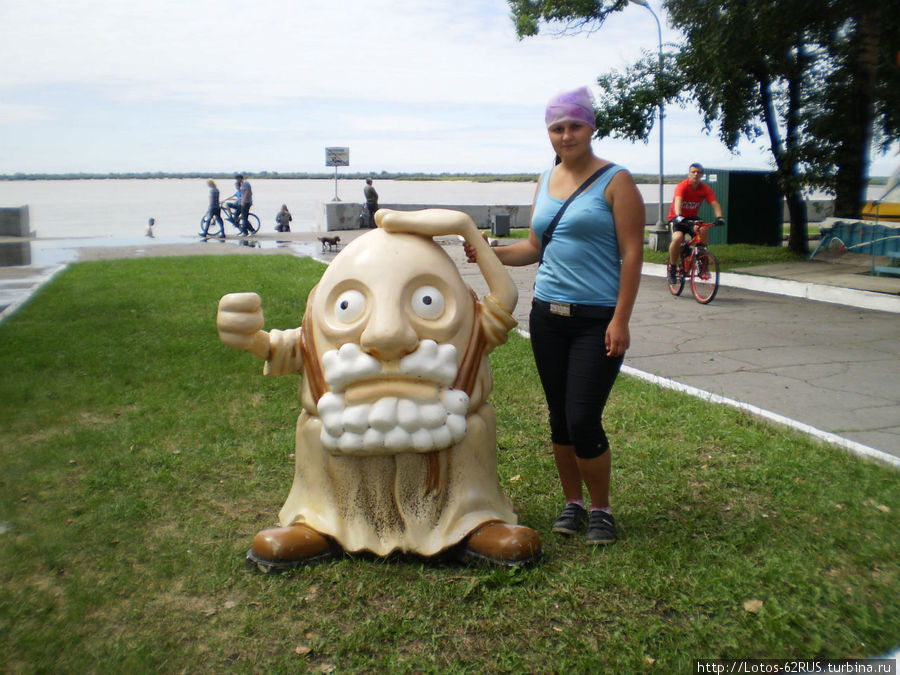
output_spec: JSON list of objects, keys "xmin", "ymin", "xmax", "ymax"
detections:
[
  {"xmin": 411, "ymin": 285, "xmax": 445, "ymax": 320},
  {"xmin": 334, "ymin": 289, "xmax": 366, "ymax": 323}
]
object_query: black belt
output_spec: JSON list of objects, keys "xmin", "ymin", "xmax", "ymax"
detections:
[{"xmin": 533, "ymin": 298, "xmax": 615, "ymax": 319}]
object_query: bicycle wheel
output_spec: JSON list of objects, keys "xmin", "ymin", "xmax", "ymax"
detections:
[
  {"xmin": 199, "ymin": 213, "xmax": 223, "ymax": 237},
  {"xmin": 668, "ymin": 256, "xmax": 686, "ymax": 296},
  {"xmin": 691, "ymin": 250, "xmax": 719, "ymax": 304},
  {"xmin": 245, "ymin": 212, "xmax": 261, "ymax": 234}
]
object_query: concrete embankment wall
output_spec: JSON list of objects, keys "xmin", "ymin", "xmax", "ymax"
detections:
[
  {"xmin": 322, "ymin": 199, "xmax": 835, "ymax": 231},
  {"xmin": 321, "ymin": 202, "xmax": 533, "ymax": 231},
  {"xmin": 0, "ymin": 206, "xmax": 31, "ymax": 266},
  {"xmin": 0, "ymin": 206, "xmax": 29, "ymax": 237}
]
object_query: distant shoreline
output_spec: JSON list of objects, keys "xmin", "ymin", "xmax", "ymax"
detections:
[
  {"xmin": 0, "ymin": 171, "xmax": 890, "ymax": 186},
  {"xmin": 0, "ymin": 172, "xmax": 545, "ymax": 183}
]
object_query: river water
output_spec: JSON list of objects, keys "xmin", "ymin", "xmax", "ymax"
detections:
[
  {"xmin": 0, "ymin": 178, "xmax": 543, "ymax": 240},
  {"xmin": 1, "ymin": 176, "xmax": 875, "ymax": 240},
  {"xmin": 0, "ymin": 178, "xmax": 547, "ymax": 265},
  {"xmin": 0, "ymin": 176, "xmax": 728, "ymax": 238},
  {"xmin": 0, "ymin": 177, "xmax": 873, "ymax": 266}
]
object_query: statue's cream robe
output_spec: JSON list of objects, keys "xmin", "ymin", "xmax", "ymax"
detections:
[{"xmin": 262, "ymin": 295, "xmax": 519, "ymax": 556}]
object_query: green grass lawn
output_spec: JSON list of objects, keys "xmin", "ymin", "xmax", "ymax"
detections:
[
  {"xmin": 0, "ymin": 255, "xmax": 896, "ymax": 672},
  {"xmin": 641, "ymin": 243, "xmax": 806, "ymax": 271}
]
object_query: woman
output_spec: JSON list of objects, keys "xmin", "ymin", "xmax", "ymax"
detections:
[
  {"xmin": 465, "ymin": 86, "xmax": 644, "ymax": 545},
  {"xmin": 205, "ymin": 178, "xmax": 224, "ymax": 238}
]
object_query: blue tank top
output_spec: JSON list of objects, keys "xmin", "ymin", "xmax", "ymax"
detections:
[{"xmin": 532, "ymin": 164, "xmax": 626, "ymax": 306}]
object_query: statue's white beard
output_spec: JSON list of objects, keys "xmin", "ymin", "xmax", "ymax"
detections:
[{"xmin": 317, "ymin": 340, "xmax": 469, "ymax": 455}]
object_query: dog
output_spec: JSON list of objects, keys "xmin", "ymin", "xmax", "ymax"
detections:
[{"xmin": 318, "ymin": 236, "xmax": 341, "ymax": 252}]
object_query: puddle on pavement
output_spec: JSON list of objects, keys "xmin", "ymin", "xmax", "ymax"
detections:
[{"xmin": 15, "ymin": 235, "xmax": 328, "ymax": 267}]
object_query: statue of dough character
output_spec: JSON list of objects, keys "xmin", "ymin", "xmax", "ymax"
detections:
[{"xmin": 217, "ymin": 209, "xmax": 541, "ymax": 571}]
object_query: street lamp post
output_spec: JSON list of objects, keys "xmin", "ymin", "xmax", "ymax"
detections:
[{"xmin": 629, "ymin": 0, "xmax": 669, "ymax": 251}]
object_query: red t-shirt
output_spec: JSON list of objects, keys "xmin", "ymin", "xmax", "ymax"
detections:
[{"xmin": 668, "ymin": 179, "xmax": 717, "ymax": 220}]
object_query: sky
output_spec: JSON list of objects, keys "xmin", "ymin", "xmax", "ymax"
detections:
[{"xmin": 0, "ymin": 0, "xmax": 896, "ymax": 177}]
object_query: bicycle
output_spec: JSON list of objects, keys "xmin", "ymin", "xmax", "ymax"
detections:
[
  {"xmin": 667, "ymin": 218, "xmax": 721, "ymax": 304},
  {"xmin": 200, "ymin": 202, "xmax": 260, "ymax": 237}
]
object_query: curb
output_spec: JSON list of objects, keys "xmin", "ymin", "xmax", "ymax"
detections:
[
  {"xmin": 642, "ymin": 263, "xmax": 900, "ymax": 313},
  {"xmin": 620, "ymin": 364, "xmax": 900, "ymax": 470},
  {"xmin": 0, "ymin": 264, "xmax": 68, "ymax": 326}
]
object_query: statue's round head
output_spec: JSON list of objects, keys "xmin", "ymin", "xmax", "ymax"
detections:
[
  {"xmin": 309, "ymin": 228, "xmax": 475, "ymax": 364},
  {"xmin": 305, "ymin": 228, "xmax": 478, "ymax": 454}
]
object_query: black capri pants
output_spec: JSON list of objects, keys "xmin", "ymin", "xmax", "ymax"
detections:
[{"xmin": 529, "ymin": 299, "xmax": 624, "ymax": 459}]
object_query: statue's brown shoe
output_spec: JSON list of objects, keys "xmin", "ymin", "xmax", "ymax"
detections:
[
  {"xmin": 246, "ymin": 523, "xmax": 334, "ymax": 573},
  {"xmin": 458, "ymin": 521, "xmax": 542, "ymax": 567}
]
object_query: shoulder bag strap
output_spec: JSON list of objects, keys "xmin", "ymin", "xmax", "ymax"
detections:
[{"xmin": 539, "ymin": 163, "xmax": 615, "ymax": 265}]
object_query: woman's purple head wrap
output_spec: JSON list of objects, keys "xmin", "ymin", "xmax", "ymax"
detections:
[{"xmin": 545, "ymin": 87, "xmax": 596, "ymax": 129}]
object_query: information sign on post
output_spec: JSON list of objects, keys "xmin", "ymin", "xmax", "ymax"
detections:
[{"xmin": 325, "ymin": 147, "xmax": 350, "ymax": 201}]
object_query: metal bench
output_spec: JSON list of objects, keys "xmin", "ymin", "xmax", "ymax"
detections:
[{"xmin": 873, "ymin": 251, "xmax": 900, "ymax": 277}]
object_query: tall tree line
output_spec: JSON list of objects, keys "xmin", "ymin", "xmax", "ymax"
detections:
[{"xmin": 509, "ymin": 0, "xmax": 900, "ymax": 254}]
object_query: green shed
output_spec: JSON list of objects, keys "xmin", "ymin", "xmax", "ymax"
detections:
[{"xmin": 698, "ymin": 169, "xmax": 783, "ymax": 246}]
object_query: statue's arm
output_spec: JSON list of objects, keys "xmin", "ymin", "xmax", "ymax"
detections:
[{"xmin": 217, "ymin": 292, "xmax": 271, "ymax": 360}]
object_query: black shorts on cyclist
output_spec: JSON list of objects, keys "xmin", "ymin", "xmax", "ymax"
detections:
[{"xmin": 669, "ymin": 217, "xmax": 698, "ymax": 238}]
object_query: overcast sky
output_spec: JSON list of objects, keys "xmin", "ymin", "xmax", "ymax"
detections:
[{"xmin": 1, "ymin": 0, "xmax": 896, "ymax": 177}]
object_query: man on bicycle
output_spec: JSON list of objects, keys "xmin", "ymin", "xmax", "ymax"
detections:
[{"xmin": 667, "ymin": 163, "xmax": 724, "ymax": 284}]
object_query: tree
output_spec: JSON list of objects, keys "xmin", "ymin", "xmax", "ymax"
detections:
[
  {"xmin": 511, "ymin": 0, "xmax": 628, "ymax": 36},
  {"xmin": 802, "ymin": 1, "xmax": 900, "ymax": 218},
  {"xmin": 667, "ymin": 0, "xmax": 818, "ymax": 252},
  {"xmin": 508, "ymin": 0, "xmax": 899, "ymax": 254}
]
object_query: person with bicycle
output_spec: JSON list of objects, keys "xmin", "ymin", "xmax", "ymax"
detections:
[
  {"xmin": 204, "ymin": 179, "xmax": 225, "ymax": 238},
  {"xmin": 223, "ymin": 177, "xmax": 240, "ymax": 230},
  {"xmin": 230, "ymin": 174, "xmax": 254, "ymax": 235},
  {"xmin": 667, "ymin": 163, "xmax": 724, "ymax": 285},
  {"xmin": 464, "ymin": 86, "xmax": 644, "ymax": 546}
]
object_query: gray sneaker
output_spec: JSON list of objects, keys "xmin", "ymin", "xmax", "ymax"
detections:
[
  {"xmin": 586, "ymin": 510, "xmax": 616, "ymax": 545},
  {"xmin": 552, "ymin": 503, "xmax": 587, "ymax": 535}
]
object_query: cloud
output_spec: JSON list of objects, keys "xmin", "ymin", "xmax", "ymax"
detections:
[
  {"xmin": 0, "ymin": 103, "xmax": 57, "ymax": 125},
  {"xmin": 0, "ymin": 0, "xmax": 895, "ymax": 175}
]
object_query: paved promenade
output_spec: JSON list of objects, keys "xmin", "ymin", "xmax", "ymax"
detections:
[
  {"xmin": 452, "ymin": 238, "xmax": 900, "ymax": 464},
  {"xmin": 2, "ymin": 230, "xmax": 899, "ymax": 464}
]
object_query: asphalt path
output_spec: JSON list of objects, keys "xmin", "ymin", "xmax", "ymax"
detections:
[
  {"xmin": 451, "ymin": 246, "xmax": 900, "ymax": 464},
  {"xmin": 626, "ymin": 274, "xmax": 900, "ymax": 461}
]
